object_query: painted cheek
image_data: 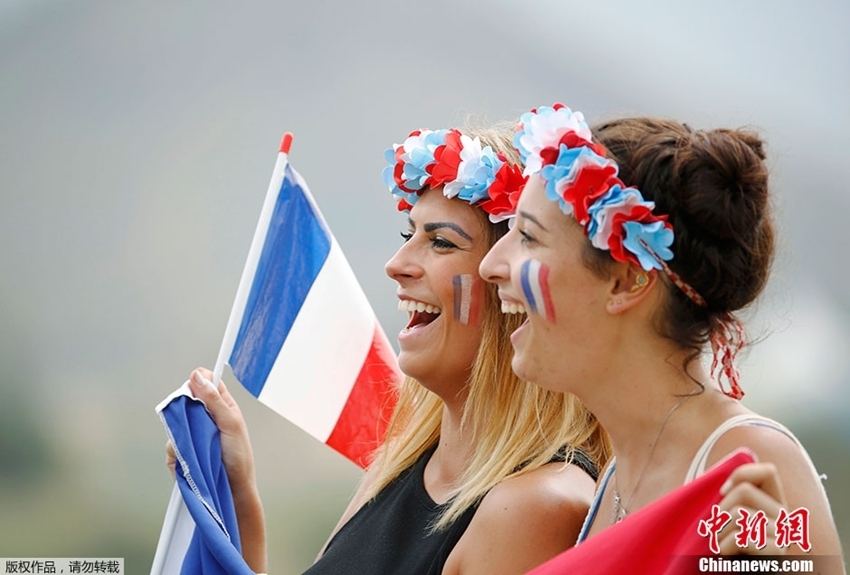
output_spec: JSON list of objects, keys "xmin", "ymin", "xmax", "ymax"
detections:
[
  {"xmin": 520, "ymin": 259, "xmax": 556, "ymax": 323},
  {"xmin": 452, "ymin": 274, "xmax": 482, "ymax": 325}
]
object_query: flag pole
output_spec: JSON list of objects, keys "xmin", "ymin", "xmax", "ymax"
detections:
[{"xmin": 211, "ymin": 133, "xmax": 294, "ymax": 386}]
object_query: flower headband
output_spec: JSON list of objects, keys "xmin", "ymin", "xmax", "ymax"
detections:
[
  {"xmin": 514, "ymin": 104, "xmax": 683, "ymax": 274},
  {"xmin": 382, "ymin": 128, "xmax": 527, "ymax": 223},
  {"xmin": 515, "ymin": 103, "xmax": 745, "ymax": 400}
]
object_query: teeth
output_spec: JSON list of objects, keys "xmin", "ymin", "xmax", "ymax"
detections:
[
  {"xmin": 501, "ymin": 301, "xmax": 527, "ymax": 315},
  {"xmin": 397, "ymin": 300, "xmax": 441, "ymax": 314}
]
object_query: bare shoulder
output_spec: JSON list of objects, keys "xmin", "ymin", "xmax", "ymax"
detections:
[
  {"xmin": 705, "ymin": 418, "xmax": 816, "ymax": 482},
  {"xmin": 480, "ymin": 460, "xmax": 596, "ymax": 519},
  {"xmin": 444, "ymin": 462, "xmax": 596, "ymax": 575},
  {"xmin": 705, "ymin": 416, "xmax": 843, "ymax": 557}
]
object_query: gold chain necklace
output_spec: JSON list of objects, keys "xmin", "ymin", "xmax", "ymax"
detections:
[{"xmin": 609, "ymin": 394, "xmax": 693, "ymax": 524}]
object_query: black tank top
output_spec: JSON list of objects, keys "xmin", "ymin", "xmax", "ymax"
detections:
[{"xmin": 301, "ymin": 446, "xmax": 597, "ymax": 575}]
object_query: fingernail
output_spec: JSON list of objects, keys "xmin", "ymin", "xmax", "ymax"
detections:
[
  {"xmin": 720, "ymin": 479, "xmax": 732, "ymax": 495},
  {"xmin": 191, "ymin": 371, "xmax": 213, "ymax": 388}
]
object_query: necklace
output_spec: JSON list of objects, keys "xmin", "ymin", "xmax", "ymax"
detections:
[{"xmin": 609, "ymin": 395, "xmax": 691, "ymax": 524}]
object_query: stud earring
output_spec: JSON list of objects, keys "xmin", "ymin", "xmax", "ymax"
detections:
[{"xmin": 631, "ymin": 272, "xmax": 649, "ymax": 292}]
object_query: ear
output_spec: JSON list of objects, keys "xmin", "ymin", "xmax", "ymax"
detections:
[{"xmin": 605, "ymin": 264, "xmax": 658, "ymax": 314}]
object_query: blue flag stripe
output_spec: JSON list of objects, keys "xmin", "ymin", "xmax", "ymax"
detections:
[
  {"xmin": 520, "ymin": 259, "xmax": 538, "ymax": 314},
  {"xmin": 229, "ymin": 164, "xmax": 331, "ymax": 396}
]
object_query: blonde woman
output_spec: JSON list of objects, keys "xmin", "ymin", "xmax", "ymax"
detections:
[{"xmin": 178, "ymin": 123, "xmax": 609, "ymax": 574}]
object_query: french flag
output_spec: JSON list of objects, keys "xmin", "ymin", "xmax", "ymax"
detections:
[
  {"xmin": 151, "ymin": 134, "xmax": 401, "ymax": 574},
  {"xmin": 217, "ymin": 133, "xmax": 401, "ymax": 467}
]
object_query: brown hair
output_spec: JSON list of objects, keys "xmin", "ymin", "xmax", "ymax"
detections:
[{"xmin": 588, "ymin": 117, "xmax": 775, "ymax": 367}]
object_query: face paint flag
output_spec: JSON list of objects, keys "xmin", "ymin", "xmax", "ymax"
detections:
[
  {"xmin": 452, "ymin": 274, "xmax": 478, "ymax": 325},
  {"xmin": 152, "ymin": 134, "xmax": 402, "ymax": 575},
  {"xmin": 525, "ymin": 449, "xmax": 756, "ymax": 575},
  {"xmin": 520, "ymin": 259, "xmax": 555, "ymax": 321}
]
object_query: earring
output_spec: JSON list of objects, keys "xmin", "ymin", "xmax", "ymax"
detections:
[{"xmin": 631, "ymin": 272, "xmax": 649, "ymax": 292}]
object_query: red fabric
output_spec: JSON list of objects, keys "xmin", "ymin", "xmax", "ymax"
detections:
[
  {"xmin": 325, "ymin": 323, "xmax": 401, "ymax": 468},
  {"xmin": 526, "ymin": 449, "xmax": 756, "ymax": 575}
]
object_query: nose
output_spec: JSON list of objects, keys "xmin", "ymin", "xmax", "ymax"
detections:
[
  {"xmin": 479, "ymin": 234, "xmax": 510, "ymax": 285},
  {"xmin": 385, "ymin": 239, "xmax": 423, "ymax": 282}
]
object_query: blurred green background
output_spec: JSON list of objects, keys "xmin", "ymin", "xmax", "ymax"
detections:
[{"xmin": 1, "ymin": 0, "xmax": 847, "ymax": 572}]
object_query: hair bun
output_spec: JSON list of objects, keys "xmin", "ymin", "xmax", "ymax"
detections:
[
  {"xmin": 593, "ymin": 117, "xmax": 776, "ymax": 314},
  {"xmin": 673, "ymin": 127, "xmax": 769, "ymax": 243}
]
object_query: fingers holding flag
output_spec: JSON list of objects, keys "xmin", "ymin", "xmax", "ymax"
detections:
[
  {"xmin": 185, "ymin": 367, "xmax": 270, "ymax": 572},
  {"xmin": 716, "ymin": 462, "xmax": 786, "ymax": 555},
  {"xmin": 719, "ymin": 462, "xmax": 786, "ymax": 512},
  {"xmin": 188, "ymin": 368, "xmax": 258, "ymax": 492},
  {"xmin": 189, "ymin": 368, "xmax": 241, "ymax": 426},
  {"xmin": 165, "ymin": 440, "xmax": 176, "ymax": 481}
]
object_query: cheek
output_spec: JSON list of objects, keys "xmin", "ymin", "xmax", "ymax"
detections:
[
  {"xmin": 519, "ymin": 259, "xmax": 556, "ymax": 323},
  {"xmin": 451, "ymin": 274, "xmax": 487, "ymax": 326}
]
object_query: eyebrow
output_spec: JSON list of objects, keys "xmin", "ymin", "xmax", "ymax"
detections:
[
  {"xmin": 409, "ymin": 219, "xmax": 473, "ymax": 241},
  {"xmin": 518, "ymin": 210, "xmax": 548, "ymax": 232}
]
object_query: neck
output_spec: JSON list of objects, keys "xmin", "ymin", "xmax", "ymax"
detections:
[
  {"xmin": 580, "ymin": 340, "xmax": 705, "ymax": 475},
  {"xmin": 424, "ymin": 395, "xmax": 473, "ymax": 504}
]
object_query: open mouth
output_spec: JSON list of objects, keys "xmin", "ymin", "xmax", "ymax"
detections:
[{"xmin": 398, "ymin": 299, "xmax": 442, "ymax": 331}]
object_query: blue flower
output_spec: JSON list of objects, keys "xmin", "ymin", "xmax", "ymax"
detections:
[
  {"xmin": 540, "ymin": 145, "xmax": 603, "ymax": 214},
  {"xmin": 622, "ymin": 220, "xmax": 674, "ymax": 271},
  {"xmin": 452, "ymin": 142, "xmax": 502, "ymax": 204},
  {"xmin": 383, "ymin": 130, "xmax": 450, "ymax": 210},
  {"xmin": 513, "ymin": 104, "xmax": 593, "ymax": 175},
  {"xmin": 586, "ymin": 184, "xmax": 643, "ymax": 243}
]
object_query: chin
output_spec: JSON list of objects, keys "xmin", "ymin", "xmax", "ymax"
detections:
[
  {"xmin": 511, "ymin": 352, "xmax": 555, "ymax": 392},
  {"xmin": 510, "ymin": 353, "xmax": 534, "ymax": 385},
  {"xmin": 396, "ymin": 352, "xmax": 417, "ymax": 379},
  {"xmin": 397, "ymin": 352, "xmax": 435, "ymax": 384}
]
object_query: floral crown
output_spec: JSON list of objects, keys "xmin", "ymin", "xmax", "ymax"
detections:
[
  {"xmin": 382, "ymin": 128, "xmax": 527, "ymax": 223},
  {"xmin": 514, "ymin": 103, "xmax": 685, "ymax": 276},
  {"xmin": 515, "ymin": 103, "xmax": 747, "ymax": 400}
]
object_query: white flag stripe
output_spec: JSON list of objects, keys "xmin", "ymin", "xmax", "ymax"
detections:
[
  {"xmin": 459, "ymin": 274, "xmax": 472, "ymax": 324},
  {"xmin": 257, "ymin": 239, "xmax": 375, "ymax": 441}
]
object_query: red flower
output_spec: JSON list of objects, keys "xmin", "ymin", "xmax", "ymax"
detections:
[
  {"xmin": 558, "ymin": 131, "xmax": 607, "ymax": 157},
  {"xmin": 479, "ymin": 160, "xmax": 527, "ymax": 218},
  {"xmin": 607, "ymin": 205, "xmax": 668, "ymax": 265},
  {"xmin": 562, "ymin": 163, "xmax": 619, "ymax": 225},
  {"xmin": 539, "ymin": 146, "xmax": 560, "ymax": 167},
  {"xmin": 427, "ymin": 129, "xmax": 463, "ymax": 187},
  {"xmin": 392, "ymin": 146, "xmax": 419, "ymax": 194}
]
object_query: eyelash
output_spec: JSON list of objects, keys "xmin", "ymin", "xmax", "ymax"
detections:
[
  {"xmin": 431, "ymin": 237, "xmax": 456, "ymax": 250},
  {"xmin": 519, "ymin": 229, "xmax": 536, "ymax": 245},
  {"xmin": 399, "ymin": 231, "xmax": 458, "ymax": 250}
]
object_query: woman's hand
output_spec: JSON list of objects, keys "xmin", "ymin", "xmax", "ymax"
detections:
[
  {"xmin": 186, "ymin": 367, "xmax": 258, "ymax": 492},
  {"xmin": 716, "ymin": 462, "xmax": 786, "ymax": 555},
  {"xmin": 185, "ymin": 367, "xmax": 268, "ymax": 572},
  {"xmin": 165, "ymin": 439, "xmax": 177, "ymax": 481}
]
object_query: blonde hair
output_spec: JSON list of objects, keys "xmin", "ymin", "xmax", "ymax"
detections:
[{"xmin": 363, "ymin": 123, "xmax": 611, "ymax": 529}]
